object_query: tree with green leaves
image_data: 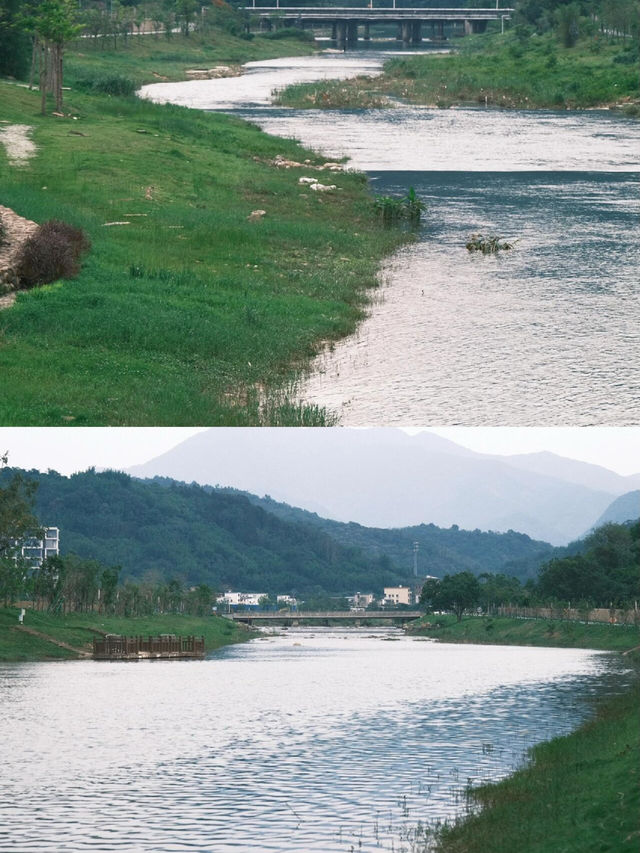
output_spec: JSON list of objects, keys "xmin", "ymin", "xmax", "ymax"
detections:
[
  {"xmin": 21, "ymin": 0, "xmax": 82, "ymax": 114},
  {"xmin": 537, "ymin": 522, "xmax": 639, "ymax": 607},
  {"xmin": 0, "ymin": 454, "xmax": 42, "ymax": 606},
  {"xmin": 31, "ymin": 554, "xmax": 65, "ymax": 611},
  {"xmin": 175, "ymin": 0, "xmax": 199, "ymax": 37},
  {"xmin": 420, "ymin": 572, "xmax": 481, "ymax": 622},
  {"xmin": 0, "ymin": 0, "xmax": 32, "ymax": 79}
]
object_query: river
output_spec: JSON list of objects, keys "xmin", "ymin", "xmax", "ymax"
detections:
[
  {"xmin": 140, "ymin": 53, "xmax": 640, "ymax": 426},
  {"xmin": 0, "ymin": 631, "xmax": 632, "ymax": 852}
]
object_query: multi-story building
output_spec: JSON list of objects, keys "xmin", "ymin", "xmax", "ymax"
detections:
[
  {"xmin": 20, "ymin": 527, "xmax": 59, "ymax": 569},
  {"xmin": 382, "ymin": 585, "xmax": 413, "ymax": 606}
]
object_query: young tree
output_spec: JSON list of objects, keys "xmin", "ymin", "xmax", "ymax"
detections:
[
  {"xmin": 175, "ymin": 0, "xmax": 198, "ymax": 37},
  {"xmin": 22, "ymin": 0, "xmax": 82, "ymax": 115},
  {"xmin": 0, "ymin": 455, "xmax": 42, "ymax": 605},
  {"xmin": 31, "ymin": 554, "xmax": 66, "ymax": 611}
]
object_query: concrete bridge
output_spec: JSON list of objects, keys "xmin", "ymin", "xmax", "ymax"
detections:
[
  {"xmin": 246, "ymin": 7, "xmax": 513, "ymax": 47},
  {"xmin": 229, "ymin": 609, "xmax": 423, "ymax": 626}
]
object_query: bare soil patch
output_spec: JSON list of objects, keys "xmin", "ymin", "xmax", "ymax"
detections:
[{"xmin": 0, "ymin": 123, "xmax": 37, "ymax": 165}]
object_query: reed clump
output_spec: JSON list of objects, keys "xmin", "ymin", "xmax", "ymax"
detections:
[
  {"xmin": 374, "ymin": 187, "xmax": 426, "ymax": 226},
  {"xmin": 466, "ymin": 234, "xmax": 515, "ymax": 254}
]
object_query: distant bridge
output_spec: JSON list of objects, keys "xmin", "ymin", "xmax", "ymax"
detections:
[
  {"xmin": 245, "ymin": 7, "xmax": 513, "ymax": 47},
  {"xmin": 229, "ymin": 610, "xmax": 423, "ymax": 626}
]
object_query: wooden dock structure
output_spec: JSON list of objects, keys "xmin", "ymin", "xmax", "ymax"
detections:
[{"xmin": 93, "ymin": 634, "xmax": 205, "ymax": 661}]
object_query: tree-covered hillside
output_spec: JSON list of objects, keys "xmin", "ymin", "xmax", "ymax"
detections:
[
  {"xmin": 162, "ymin": 481, "xmax": 559, "ymax": 581},
  {"xmin": 1, "ymin": 469, "xmax": 563, "ymax": 594},
  {"xmin": 1, "ymin": 468, "xmax": 400, "ymax": 594}
]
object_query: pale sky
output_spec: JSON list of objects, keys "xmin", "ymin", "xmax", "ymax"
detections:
[{"xmin": 1, "ymin": 427, "xmax": 639, "ymax": 477}]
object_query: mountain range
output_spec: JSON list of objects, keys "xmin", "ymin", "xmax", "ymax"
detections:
[{"xmin": 127, "ymin": 429, "xmax": 640, "ymax": 545}]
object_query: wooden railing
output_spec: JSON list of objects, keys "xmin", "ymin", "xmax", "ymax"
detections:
[{"xmin": 93, "ymin": 634, "xmax": 205, "ymax": 659}]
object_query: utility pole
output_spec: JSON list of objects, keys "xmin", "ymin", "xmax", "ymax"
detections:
[{"xmin": 413, "ymin": 541, "xmax": 419, "ymax": 577}]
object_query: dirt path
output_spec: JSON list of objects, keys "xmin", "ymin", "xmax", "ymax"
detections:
[
  {"xmin": 0, "ymin": 123, "xmax": 37, "ymax": 165},
  {"xmin": 14, "ymin": 625, "xmax": 92, "ymax": 657}
]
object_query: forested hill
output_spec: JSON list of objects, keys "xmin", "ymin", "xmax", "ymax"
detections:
[
  {"xmin": 146, "ymin": 478, "xmax": 558, "ymax": 581},
  {"xmin": 212, "ymin": 487, "xmax": 558, "ymax": 581},
  {"xmin": 5, "ymin": 468, "xmax": 401, "ymax": 594},
  {"xmin": 6, "ymin": 468, "xmax": 559, "ymax": 591}
]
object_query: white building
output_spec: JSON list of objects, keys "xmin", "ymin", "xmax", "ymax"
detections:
[
  {"xmin": 20, "ymin": 527, "xmax": 59, "ymax": 568},
  {"xmin": 216, "ymin": 591, "xmax": 267, "ymax": 609},
  {"xmin": 349, "ymin": 592, "xmax": 376, "ymax": 609}
]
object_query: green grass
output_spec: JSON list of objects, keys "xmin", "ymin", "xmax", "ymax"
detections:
[
  {"xmin": 0, "ymin": 606, "xmax": 251, "ymax": 661},
  {"xmin": 277, "ymin": 32, "xmax": 639, "ymax": 110},
  {"xmin": 408, "ymin": 614, "xmax": 640, "ymax": 652},
  {"xmin": 435, "ymin": 681, "xmax": 640, "ymax": 853},
  {"xmin": 273, "ymin": 76, "xmax": 391, "ymax": 109},
  {"xmin": 0, "ymin": 76, "xmax": 406, "ymax": 425},
  {"xmin": 381, "ymin": 32, "xmax": 639, "ymax": 109},
  {"xmin": 65, "ymin": 28, "xmax": 316, "ymax": 89}
]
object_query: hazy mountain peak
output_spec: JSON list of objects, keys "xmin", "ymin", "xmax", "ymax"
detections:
[{"xmin": 126, "ymin": 429, "xmax": 627, "ymax": 545}]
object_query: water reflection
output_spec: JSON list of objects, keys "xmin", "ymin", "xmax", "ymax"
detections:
[{"xmin": 0, "ymin": 633, "xmax": 631, "ymax": 852}]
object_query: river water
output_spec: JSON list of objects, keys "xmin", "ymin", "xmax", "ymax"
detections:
[
  {"xmin": 141, "ymin": 53, "xmax": 640, "ymax": 425},
  {"xmin": 0, "ymin": 631, "xmax": 631, "ymax": 852}
]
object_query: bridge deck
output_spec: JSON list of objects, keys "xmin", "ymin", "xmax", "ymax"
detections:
[
  {"xmin": 247, "ymin": 6, "xmax": 513, "ymax": 18},
  {"xmin": 230, "ymin": 610, "xmax": 423, "ymax": 623}
]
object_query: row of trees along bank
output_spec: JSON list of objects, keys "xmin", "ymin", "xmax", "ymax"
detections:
[
  {"xmin": 0, "ymin": 461, "xmax": 216, "ymax": 615},
  {"xmin": 0, "ymin": 0, "xmax": 260, "ymax": 115},
  {"xmin": 420, "ymin": 520, "xmax": 639, "ymax": 621}
]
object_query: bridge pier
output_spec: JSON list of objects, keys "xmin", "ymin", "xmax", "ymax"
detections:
[
  {"xmin": 259, "ymin": 15, "xmax": 272, "ymax": 32},
  {"xmin": 401, "ymin": 21, "xmax": 422, "ymax": 44},
  {"xmin": 335, "ymin": 19, "xmax": 346, "ymax": 49},
  {"xmin": 347, "ymin": 20, "xmax": 358, "ymax": 47},
  {"xmin": 363, "ymin": 22, "xmax": 370, "ymax": 41},
  {"xmin": 464, "ymin": 18, "xmax": 487, "ymax": 34}
]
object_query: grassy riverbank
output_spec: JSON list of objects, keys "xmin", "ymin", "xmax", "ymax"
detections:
[
  {"xmin": 0, "ymin": 606, "xmax": 250, "ymax": 661},
  {"xmin": 408, "ymin": 614, "xmax": 640, "ymax": 652},
  {"xmin": 436, "ymin": 680, "xmax": 639, "ymax": 853},
  {"xmin": 277, "ymin": 31, "xmax": 639, "ymax": 111},
  {"xmin": 407, "ymin": 615, "xmax": 640, "ymax": 853},
  {"xmin": 0, "ymin": 66, "xmax": 406, "ymax": 425},
  {"xmin": 65, "ymin": 28, "xmax": 316, "ymax": 90}
]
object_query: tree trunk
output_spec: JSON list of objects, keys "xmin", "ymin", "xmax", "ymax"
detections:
[
  {"xmin": 56, "ymin": 45, "xmax": 64, "ymax": 112},
  {"xmin": 29, "ymin": 37, "xmax": 39, "ymax": 91},
  {"xmin": 40, "ymin": 41, "xmax": 47, "ymax": 115}
]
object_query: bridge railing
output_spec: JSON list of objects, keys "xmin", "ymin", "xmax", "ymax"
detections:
[{"xmin": 246, "ymin": 4, "xmax": 512, "ymax": 13}]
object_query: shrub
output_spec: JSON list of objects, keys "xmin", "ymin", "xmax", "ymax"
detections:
[
  {"xmin": 262, "ymin": 28, "xmax": 315, "ymax": 41},
  {"xmin": 75, "ymin": 73, "xmax": 136, "ymax": 96},
  {"xmin": 16, "ymin": 220, "xmax": 91, "ymax": 288}
]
